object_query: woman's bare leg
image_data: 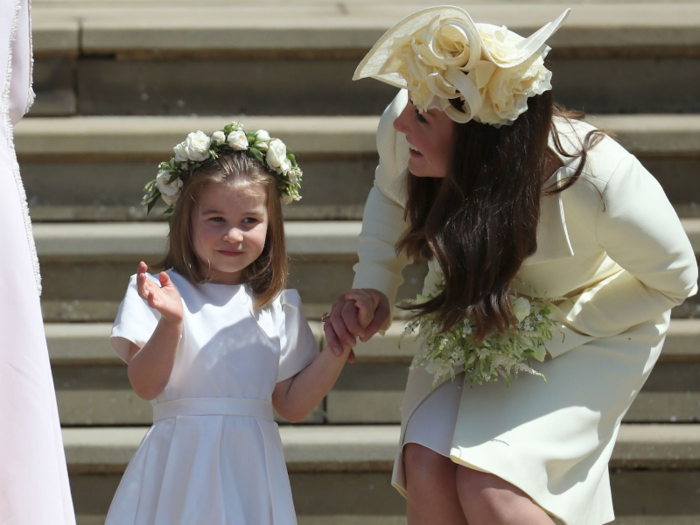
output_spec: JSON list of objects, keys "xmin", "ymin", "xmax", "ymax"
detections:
[
  {"xmin": 404, "ymin": 443, "xmax": 469, "ymax": 525},
  {"xmin": 456, "ymin": 466, "xmax": 555, "ymax": 525}
]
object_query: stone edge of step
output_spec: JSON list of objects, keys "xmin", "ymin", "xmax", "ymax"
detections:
[
  {"xmin": 61, "ymin": 424, "xmax": 700, "ymax": 473},
  {"xmin": 32, "ymin": 221, "xmax": 365, "ymax": 258},
  {"xmin": 30, "ymin": 219, "xmax": 700, "ymax": 259},
  {"xmin": 15, "ymin": 115, "xmax": 700, "ymax": 157},
  {"xmin": 31, "ymin": 4, "xmax": 700, "ymax": 55},
  {"xmin": 47, "ymin": 319, "xmax": 700, "ymax": 366}
]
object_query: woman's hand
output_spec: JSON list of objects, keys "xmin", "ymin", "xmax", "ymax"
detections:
[
  {"xmin": 324, "ymin": 288, "xmax": 390, "ymax": 356},
  {"xmin": 136, "ymin": 261, "xmax": 183, "ymax": 326}
]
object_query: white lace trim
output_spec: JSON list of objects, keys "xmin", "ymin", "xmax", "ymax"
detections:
[{"xmin": 3, "ymin": 0, "xmax": 41, "ymax": 295}]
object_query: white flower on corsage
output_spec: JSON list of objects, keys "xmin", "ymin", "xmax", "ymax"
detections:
[
  {"xmin": 141, "ymin": 121, "xmax": 303, "ymax": 215},
  {"xmin": 512, "ymin": 296, "xmax": 532, "ymax": 322},
  {"xmin": 401, "ymin": 281, "xmax": 559, "ymax": 388}
]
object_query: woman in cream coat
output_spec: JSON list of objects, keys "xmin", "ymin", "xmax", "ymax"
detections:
[{"xmin": 325, "ymin": 7, "xmax": 698, "ymax": 525}]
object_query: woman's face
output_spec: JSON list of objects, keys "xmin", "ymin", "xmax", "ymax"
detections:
[{"xmin": 393, "ymin": 96, "xmax": 455, "ymax": 178}]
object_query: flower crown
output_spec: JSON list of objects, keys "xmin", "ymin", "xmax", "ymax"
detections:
[{"xmin": 142, "ymin": 122, "xmax": 302, "ymax": 214}]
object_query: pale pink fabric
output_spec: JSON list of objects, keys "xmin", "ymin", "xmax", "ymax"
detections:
[{"xmin": 0, "ymin": 1, "xmax": 76, "ymax": 523}]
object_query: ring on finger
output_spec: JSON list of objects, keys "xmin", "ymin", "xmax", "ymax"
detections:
[{"xmin": 321, "ymin": 311, "xmax": 330, "ymax": 323}]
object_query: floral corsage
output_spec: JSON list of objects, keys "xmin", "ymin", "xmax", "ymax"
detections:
[
  {"xmin": 141, "ymin": 121, "xmax": 302, "ymax": 214},
  {"xmin": 401, "ymin": 284, "xmax": 558, "ymax": 388}
]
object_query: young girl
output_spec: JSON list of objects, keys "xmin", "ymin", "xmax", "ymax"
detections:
[{"xmin": 105, "ymin": 123, "xmax": 351, "ymax": 525}]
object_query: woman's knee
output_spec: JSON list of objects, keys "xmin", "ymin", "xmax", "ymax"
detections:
[
  {"xmin": 404, "ymin": 443, "xmax": 456, "ymax": 486},
  {"xmin": 456, "ymin": 467, "xmax": 529, "ymax": 512}
]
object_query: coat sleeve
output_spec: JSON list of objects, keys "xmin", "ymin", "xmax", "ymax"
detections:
[
  {"xmin": 547, "ymin": 152, "xmax": 698, "ymax": 356},
  {"xmin": 351, "ymin": 90, "xmax": 412, "ymax": 327}
]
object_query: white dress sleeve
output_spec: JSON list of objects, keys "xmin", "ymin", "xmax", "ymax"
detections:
[
  {"xmin": 276, "ymin": 289, "xmax": 319, "ymax": 383},
  {"xmin": 110, "ymin": 273, "xmax": 162, "ymax": 362}
]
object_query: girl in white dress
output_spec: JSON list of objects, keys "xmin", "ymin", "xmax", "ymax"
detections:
[{"xmin": 105, "ymin": 124, "xmax": 351, "ymax": 525}]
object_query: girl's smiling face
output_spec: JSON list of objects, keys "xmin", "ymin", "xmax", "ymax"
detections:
[
  {"xmin": 192, "ymin": 181, "xmax": 269, "ymax": 285},
  {"xmin": 392, "ymin": 96, "xmax": 455, "ymax": 178}
]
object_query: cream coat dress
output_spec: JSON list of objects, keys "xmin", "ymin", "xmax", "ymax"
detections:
[{"xmin": 351, "ymin": 90, "xmax": 698, "ymax": 525}]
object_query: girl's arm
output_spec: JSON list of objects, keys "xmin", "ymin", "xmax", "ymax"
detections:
[
  {"xmin": 126, "ymin": 262, "xmax": 184, "ymax": 401},
  {"xmin": 272, "ymin": 345, "xmax": 351, "ymax": 423}
]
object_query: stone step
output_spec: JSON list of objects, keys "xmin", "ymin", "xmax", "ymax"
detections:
[
  {"xmin": 46, "ymin": 319, "xmax": 700, "ymax": 366},
  {"xmin": 64, "ymin": 424, "xmax": 700, "ymax": 522},
  {"xmin": 52, "ymin": 375, "xmax": 700, "ymax": 426},
  {"xmin": 48, "ymin": 320, "xmax": 700, "ymax": 425},
  {"xmin": 63, "ymin": 424, "xmax": 700, "ymax": 473},
  {"xmin": 32, "ymin": 220, "xmax": 700, "ymax": 321},
  {"xmin": 328, "ymin": 364, "xmax": 700, "ymax": 424},
  {"xmin": 32, "ymin": 3, "xmax": 700, "ymax": 58},
  {"xmin": 17, "ymin": 115, "xmax": 700, "ymax": 221},
  {"xmin": 29, "ymin": 4, "xmax": 700, "ymax": 115}
]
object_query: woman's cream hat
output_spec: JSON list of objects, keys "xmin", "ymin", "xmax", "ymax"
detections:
[{"xmin": 353, "ymin": 6, "xmax": 570, "ymax": 126}]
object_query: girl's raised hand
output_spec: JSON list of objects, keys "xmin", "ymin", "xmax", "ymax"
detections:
[{"xmin": 136, "ymin": 262, "xmax": 183, "ymax": 326}]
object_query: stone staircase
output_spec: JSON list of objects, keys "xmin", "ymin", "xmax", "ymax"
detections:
[{"xmin": 26, "ymin": 1, "xmax": 700, "ymax": 523}]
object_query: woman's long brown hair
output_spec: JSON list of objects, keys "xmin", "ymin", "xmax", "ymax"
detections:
[
  {"xmin": 158, "ymin": 152, "xmax": 288, "ymax": 308},
  {"xmin": 397, "ymin": 91, "xmax": 607, "ymax": 342}
]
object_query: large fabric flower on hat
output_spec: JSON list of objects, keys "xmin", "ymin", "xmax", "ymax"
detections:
[{"xmin": 354, "ymin": 6, "xmax": 569, "ymax": 127}]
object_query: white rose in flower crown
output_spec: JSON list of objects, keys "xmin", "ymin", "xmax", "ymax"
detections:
[
  {"xmin": 183, "ymin": 131, "xmax": 211, "ymax": 162},
  {"xmin": 156, "ymin": 169, "xmax": 182, "ymax": 197},
  {"xmin": 512, "ymin": 297, "xmax": 532, "ymax": 323},
  {"xmin": 227, "ymin": 130, "xmax": 248, "ymax": 151},
  {"xmin": 155, "ymin": 170, "xmax": 182, "ymax": 207},
  {"xmin": 161, "ymin": 191, "xmax": 179, "ymax": 207},
  {"xmin": 266, "ymin": 139, "xmax": 288, "ymax": 171},
  {"xmin": 173, "ymin": 141, "xmax": 189, "ymax": 162},
  {"xmin": 280, "ymin": 193, "xmax": 293, "ymax": 205},
  {"xmin": 211, "ymin": 131, "xmax": 226, "ymax": 146},
  {"xmin": 287, "ymin": 166, "xmax": 301, "ymax": 184},
  {"xmin": 254, "ymin": 130, "xmax": 271, "ymax": 151}
]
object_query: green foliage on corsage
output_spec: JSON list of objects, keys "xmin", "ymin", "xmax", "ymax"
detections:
[{"xmin": 401, "ymin": 284, "xmax": 558, "ymax": 388}]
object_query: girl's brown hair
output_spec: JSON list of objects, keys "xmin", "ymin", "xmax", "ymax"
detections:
[
  {"xmin": 397, "ymin": 91, "xmax": 607, "ymax": 341},
  {"xmin": 158, "ymin": 152, "xmax": 287, "ymax": 308}
]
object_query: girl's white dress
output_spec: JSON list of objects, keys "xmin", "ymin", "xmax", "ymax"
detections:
[{"xmin": 106, "ymin": 270, "xmax": 317, "ymax": 525}]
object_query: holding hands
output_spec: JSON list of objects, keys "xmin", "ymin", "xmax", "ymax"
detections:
[
  {"xmin": 324, "ymin": 288, "xmax": 391, "ymax": 356},
  {"xmin": 136, "ymin": 262, "xmax": 183, "ymax": 326}
]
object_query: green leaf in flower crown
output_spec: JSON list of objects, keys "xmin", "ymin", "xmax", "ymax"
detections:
[
  {"xmin": 159, "ymin": 161, "xmax": 170, "ymax": 170},
  {"xmin": 210, "ymin": 149, "xmax": 218, "ymax": 159},
  {"xmin": 147, "ymin": 189, "xmax": 162, "ymax": 214},
  {"xmin": 248, "ymin": 147, "xmax": 265, "ymax": 164},
  {"xmin": 223, "ymin": 124, "xmax": 234, "ymax": 135},
  {"xmin": 287, "ymin": 153, "xmax": 296, "ymax": 164}
]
